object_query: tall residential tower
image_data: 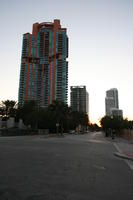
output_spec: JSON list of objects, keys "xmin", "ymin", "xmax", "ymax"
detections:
[
  {"xmin": 70, "ymin": 86, "xmax": 89, "ymax": 114},
  {"xmin": 18, "ymin": 19, "xmax": 68, "ymax": 107},
  {"xmin": 105, "ymin": 88, "xmax": 123, "ymax": 117}
]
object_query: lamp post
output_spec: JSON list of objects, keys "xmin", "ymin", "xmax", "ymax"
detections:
[
  {"xmin": 111, "ymin": 115, "xmax": 115, "ymax": 139},
  {"xmin": 56, "ymin": 123, "xmax": 59, "ymax": 135}
]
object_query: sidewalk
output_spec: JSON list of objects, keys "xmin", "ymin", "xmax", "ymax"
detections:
[{"xmin": 113, "ymin": 138, "xmax": 133, "ymax": 161}]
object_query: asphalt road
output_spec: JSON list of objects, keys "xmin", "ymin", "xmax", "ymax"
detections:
[{"xmin": 0, "ymin": 132, "xmax": 133, "ymax": 200}]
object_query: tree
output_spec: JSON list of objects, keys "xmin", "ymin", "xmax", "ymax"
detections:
[
  {"xmin": 16, "ymin": 100, "xmax": 89, "ymax": 133},
  {"xmin": 16, "ymin": 100, "xmax": 38, "ymax": 128},
  {"xmin": 121, "ymin": 118, "xmax": 133, "ymax": 130},
  {"xmin": 48, "ymin": 100, "xmax": 70, "ymax": 133},
  {"xmin": 88, "ymin": 123, "xmax": 101, "ymax": 131},
  {"xmin": 70, "ymin": 111, "xmax": 89, "ymax": 132},
  {"xmin": 1, "ymin": 100, "xmax": 17, "ymax": 118},
  {"xmin": 0, "ymin": 105, "xmax": 5, "ymax": 118},
  {"xmin": 100, "ymin": 116, "xmax": 123, "ymax": 136}
]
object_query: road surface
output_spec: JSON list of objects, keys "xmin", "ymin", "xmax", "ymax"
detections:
[{"xmin": 0, "ymin": 132, "xmax": 133, "ymax": 200}]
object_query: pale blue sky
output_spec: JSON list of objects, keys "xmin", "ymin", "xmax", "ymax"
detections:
[{"xmin": 0, "ymin": 0, "xmax": 133, "ymax": 123}]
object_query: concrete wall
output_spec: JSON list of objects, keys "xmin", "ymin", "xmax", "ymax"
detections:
[
  {"xmin": 7, "ymin": 117, "xmax": 15, "ymax": 128},
  {"xmin": 18, "ymin": 119, "xmax": 26, "ymax": 129}
]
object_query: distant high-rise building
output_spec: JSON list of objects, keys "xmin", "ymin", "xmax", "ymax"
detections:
[
  {"xmin": 18, "ymin": 19, "xmax": 68, "ymax": 107},
  {"xmin": 105, "ymin": 88, "xmax": 123, "ymax": 117},
  {"xmin": 111, "ymin": 108, "xmax": 123, "ymax": 117},
  {"xmin": 70, "ymin": 86, "xmax": 89, "ymax": 114}
]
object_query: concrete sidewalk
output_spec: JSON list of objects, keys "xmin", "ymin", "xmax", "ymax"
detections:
[{"xmin": 113, "ymin": 139, "xmax": 133, "ymax": 161}]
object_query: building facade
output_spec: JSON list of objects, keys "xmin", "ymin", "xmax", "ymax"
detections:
[
  {"xmin": 105, "ymin": 88, "xmax": 123, "ymax": 117},
  {"xmin": 70, "ymin": 86, "xmax": 89, "ymax": 114},
  {"xmin": 18, "ymin": 19, "xmax": 68, "ymax": 107},
  {"xmin": 111, "ymin": 108, "xmax": 123, "ymax": 117}
]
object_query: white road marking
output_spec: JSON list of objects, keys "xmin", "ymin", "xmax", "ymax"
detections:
[{"xmin": 93, "ymin": 164, "xmax": 106, "ymax": 170}]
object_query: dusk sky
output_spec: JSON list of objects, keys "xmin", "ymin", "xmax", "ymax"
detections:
[{"xmin": 0, "ymin": 0, "xmax": 133, "ymax": 123}]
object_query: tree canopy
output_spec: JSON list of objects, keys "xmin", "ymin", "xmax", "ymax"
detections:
[
  {"xmin": 100, "ymin": 115, "xmax": 133, "ymax": 136},
  {"xmin": 0, "ymin": 100, "xmax": 17, "ymax": 118},
  {"xmin": 16, "ymin": 100, "xmax": 89, "ymax": 133}
]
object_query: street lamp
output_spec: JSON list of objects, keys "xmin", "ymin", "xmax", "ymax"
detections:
[
  {"xmin": 56, "ymin": 123, "xmax": 59, "ymax": 135},
  {"xmin": 111, "ymin": 115, "xmax": 115, "ymax": 139}
]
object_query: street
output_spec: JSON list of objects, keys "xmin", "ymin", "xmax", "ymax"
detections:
[{"xmin": 0, "ymin": 132, "xmax": 133, "ymax": 200}]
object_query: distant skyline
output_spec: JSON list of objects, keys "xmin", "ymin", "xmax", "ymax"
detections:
[{"xmin": 0, "ymin": 0, "xmax": 133, "ymax": 123}]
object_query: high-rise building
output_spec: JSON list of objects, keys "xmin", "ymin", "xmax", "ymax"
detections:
[
  {"xmin": 18, "ymin": 19, "xmax": 68, "ymax": 107},
  {"xmin": 70, "ymin": 86, "xmax": 89, "ymax": 114},
  {"xmin": 105, "ymin": 88, "xmax": 123, "ymax": 117}
]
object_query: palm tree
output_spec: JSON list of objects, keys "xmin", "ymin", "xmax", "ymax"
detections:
[
  {"xmin": 2, "ymin": 100, "xmax": 17, "ymax": 117},
  {"xmin": 48, "ymin": 100, "xmax": 70, "ymax": 133}
]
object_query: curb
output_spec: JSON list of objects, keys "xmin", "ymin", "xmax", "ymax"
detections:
[{"xmin": 114, "ymin": 152, "xmax": 133, "ymax": 161}]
